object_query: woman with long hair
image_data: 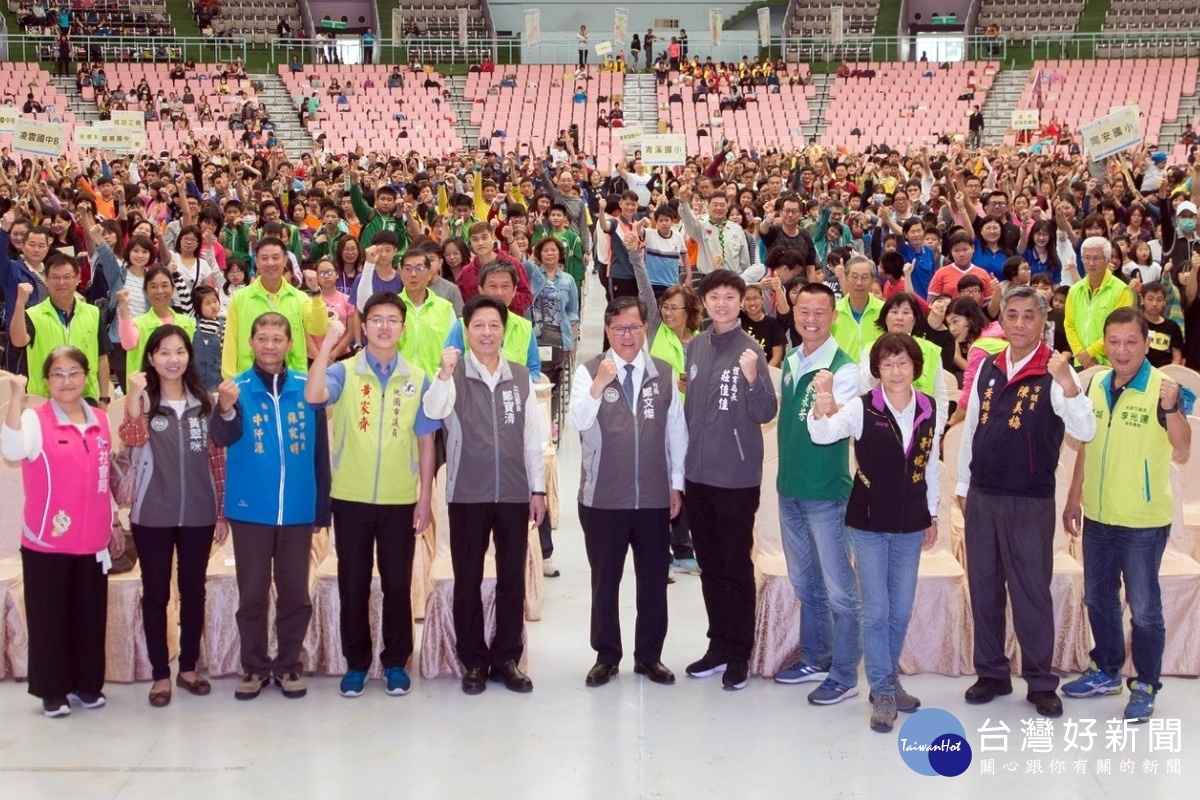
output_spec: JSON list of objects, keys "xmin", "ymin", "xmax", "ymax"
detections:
[
  {"xmin": 120, "ymin": 325, "xmax": 226, "ymax": 707},
  {"xmin": 440, "ymin": 237, "xmax": 471, "ymax": 284},
  {"xmin": 169, "ymin": 224, "xmax": 218, "ymax": 316},
  {"xmin": 334, "ymin": 235, "xmax": 363, "ymax": 296},
  {"xmin": 117, "ymin": 266, "xmax": 197, "ymax": 392}
]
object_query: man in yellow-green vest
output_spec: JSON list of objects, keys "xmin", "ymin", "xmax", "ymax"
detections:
[
  {"xmin": 830, "ymin": 255, "xmax": 883, "ymax": 362},
  {"xmin": 443, "ymin": 261, "xmax": 542, "ymax": 379},
  {"xmin": 1062, "ymin": 307, "xmax": 1193, "ymax": 723},
  {"xmin": 222, "ymin": 237, "xmax": 327, "ymax": 378},
  {"xmin": 305, "ymin": 291, "xmax": 438, "ymax": 699},
  {"xmin": 9, "ymin": 254, "xmax": 108, "ymax": 402},
  {"xmin": 397, "ymin": 248, "xmax": 457, "ymax": 378},
  {"xmin": 1064, "ymin": 237, "xmax": 1134, "ymax": 367}
]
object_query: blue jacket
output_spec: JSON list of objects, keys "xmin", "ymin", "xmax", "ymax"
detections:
[
  {"xmin": 0, "ymin": 230, "xmax": 49, "ymax": 330},
  {"xmin": 210, "ymin": 366, "xmax": 331, "ymax": 527}
]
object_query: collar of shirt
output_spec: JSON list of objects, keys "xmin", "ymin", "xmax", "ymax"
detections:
[
  {"xmin": 1004, "ymin": 346, "xmax": 1037, "ymax": 381},
  {"xmin": 364, "ymin": 349, "xmax": 400, "ymax": 385},
  {"xmin": 608, "ymin": 349, "xmax": 646, "ymax": 390},
  {"xmin": 793, "ymin": 335, "xmax": 839, "ymax": 376},
  {"xmin": 466, "ymin": 349, "xmax": 504, "ymax": 392}
]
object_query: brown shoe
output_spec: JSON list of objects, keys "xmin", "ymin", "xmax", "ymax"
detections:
[
  {"xmin": 176, "ymin": 673, "xmax": 212, "ymax": 696},
  {"xmin": 148, "ymin": 680, "xmax": 172, "ymax": 708}
]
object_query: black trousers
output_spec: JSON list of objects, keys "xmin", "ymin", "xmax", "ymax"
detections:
[
  {"xmin": 448, "ymin": 502, "xmax": 528, "ymax": 670},
  {"xmin": 965, "ymin": 488, "xmax": 1058, "ymax": 691},
  {"xmin": 231, "ymin": 522, "xmax": 313, "ymax": 676},
  {"xmin": 685, "ymin": 481, "xmax": 759, "ymax": 662},
  {"xmin": 131, "ymin": 523, "xmax": 213, "ymax": 680},
  {"xmin": 580, "ymin": 504, "xmax": 670, "ymax": 664},
  {"xmin": 332, "ymin": 499, "xmax": 416, "ymax": 672},
  {"xmin": 21, "ymin": 547, "xmax": 108, "ymax": 700},
  {"xmin": 670, "ymin": 504, "xmax": 694, "ymax": 560}
]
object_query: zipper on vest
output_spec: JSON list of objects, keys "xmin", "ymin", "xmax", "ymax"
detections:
[
  {"xmin": 490, "ymin": 388, "xmax": 501, "ymax": 503},
  {"xmin": 177, "ymin": 412, "xmax": 187, "ymax": 526},
  {"xmin": 733, "ymin": 427, "xmax": 745, "ymax": 461},
  {"xmin": 272, "ymin": 374, "xmax": 286, "ymax": 525},
  {"xmin": 373, "ymin": 376, "xmax": 385, "ymax": 504},
  {"xmin": 1098, "ymin": 407, "xmax": 1115, "ymax": 521},
  {"xmin": 632, "ymin": 385, "xmax": 641, "ymax": 509}
]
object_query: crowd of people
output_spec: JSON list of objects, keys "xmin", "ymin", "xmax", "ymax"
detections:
[{"xmin": 0, "ymin": 54, "xmax": 1195, "ymax": 735}]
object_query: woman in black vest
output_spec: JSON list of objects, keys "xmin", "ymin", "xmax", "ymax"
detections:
[{"xmin": 808, "ymin": 332, "xmax": 942, "ymax": 734}]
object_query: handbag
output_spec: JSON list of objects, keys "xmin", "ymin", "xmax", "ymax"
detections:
[{"xmin": 110, "ymin": 446, "xmax": 136, "ymax": 507}]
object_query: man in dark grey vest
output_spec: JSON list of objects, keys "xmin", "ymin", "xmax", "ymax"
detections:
[
  {"xmin": 423, "ymin": 295, "xmax": 547, "ymax": 696},
  {"xmin": 570, "ymin": 296, "xmax": 687, "ymax": 688}
]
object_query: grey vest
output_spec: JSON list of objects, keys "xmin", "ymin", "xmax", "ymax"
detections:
[
  {"xmin": 131, "ymin": 395, "xmax": 219, "ymax": 528},
  {"xmin": 578, "ymin": 354, "xmax": 673, "ymax": 510},
  {"xmin": 444, "ymin": 357, "xmax": 532, "ymax": 504}
]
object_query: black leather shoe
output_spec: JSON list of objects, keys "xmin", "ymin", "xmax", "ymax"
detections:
[
  {"xmin": 1027, "ymin": 690, "xmax": 1063, "ymax": 718},
  {"xmin": 461, "ymin": 666, "xmax": 488, "ymax": 695},
  {"xmin": 586, "ymin": 661, "xmax": 619, "ymax": 687},
  {"xmin": 634, "ymin": 661, "xmax": 676, "ymax": 685},
  {"xmin": 490, "ymin": 659, "xmax": 533, "ymax": 693},
  {"xmin": 965, "ymin": 677, "xmax": 1013, "ymax": 704}
]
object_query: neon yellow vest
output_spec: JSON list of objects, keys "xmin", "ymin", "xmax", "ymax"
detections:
[
  {"xmin": 398, "ymin": 290, "xmax": 457, "ymax": 378},
  {"xmin": 126, "ymin": 309, "xmax": 197, "ymax": 391},
  {"xmin": 913, "ymin": 336, "xmax": 942, "ymax": 398},
  {"xmin": 649, "ymin": 323, "xmax": 694, "ymax": 399},
  {"xmin": 1083, "ymin": 365, "xmax": 1174, "ymax": 527},
  {"xmin": 227, "ymin": 279, "xmax": 316, "ymax": 375},
  {"xmin": 26, "ymin": 299, "xmax": 101, "ymax": 400},
  {"xmin": 504, "ymin": 313, "xmax": 533, "ymax": 367},
  {"xmin": 831, "ymin": 294, "xmax": 883, "ymax": 362},
  {"xmin": 330, "ymin": 351, "xmax": 426, "ymax": 504},
  {"xmin": 1065, "ymin": 272, "xmax": 1133, "ymax": 366}
]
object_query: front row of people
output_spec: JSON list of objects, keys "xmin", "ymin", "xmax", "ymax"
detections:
[{"xmin": 3, "ymin": 275, "xmax": 1190, "ymax": 730}]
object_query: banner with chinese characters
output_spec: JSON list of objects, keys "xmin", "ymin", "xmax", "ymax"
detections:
[
  {"xmin": 640, "ymin": 134, "xmax": 686, "ymax": 166},
  {"xmin": 595, "ymin": 41, "xmax": 613, "ymax": 57},
  {"xmin": 1080, "ymin": 106, "xmax": 1141, "ymax": 161},
  {"xmin": 613, "ymin": 8, "xmax": 629, "ymax": 52},
  {"xmin": 614, "ymin": 124, "xmax": 643, "ymax": 151},
  {"xmin": 111, "ymin": 110, "xmax": 146, "ymax": 132},
  {"xmin": 76, "ymin": 123, "xmax": 137, "ymax": 153},
  {"xmin": 709, "ymin": 9, "xmax": 723, "ymax": 46},
  {"xmin": 13, "ymin": 117, "xmax": 66, "ymax": 157},
  {"xmin": 457, "ymin": 8, "xmax": 469, "ymax": 49},
  {"xmin": 1011, "ymin": 109, "xmax": 1040, "ymax": 131},
  {"xmin": 524, "ymin": 9, "xmax": 540, "ymax": 46},
  {"xmin": 758, "ymin": 8, "xmax": 771, "ymax": 48},
  {"xmin": 0, "ymin": 106, "xmax": 17, "ymax": 133}
]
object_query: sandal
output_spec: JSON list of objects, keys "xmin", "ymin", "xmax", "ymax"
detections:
[
  {"xmin": 149, "ymin": 681, "xmax": 172, "ymax": 708},
  {"xmin": 176, "ymin": 673, "xmax": 212, "ymax": 696}
]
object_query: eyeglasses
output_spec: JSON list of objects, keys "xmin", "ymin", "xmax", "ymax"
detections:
[
  {"xmin": 609, "ymin": 324, "xmax": 643, "ymax": 336},
  {"xmin": 48, "ymin": 370, "xmax": 85, "ymax": 382},
  {"xmin": 316, "ymin": 269, "xmax": 337, "ymax": 277},
  {"xmin": 366, "ymin": 317, "xmax": 403, "ymax": 328},
  {"xmin": 400, "ymin": 265, "xmax": 429, "ymax": 274},
  {"xmin": 660, "ymin": 304, "xmax": 686, "ymax": 312}
]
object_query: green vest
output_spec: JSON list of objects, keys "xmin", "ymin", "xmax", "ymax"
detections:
[
  {"xmin": 913, "ymin": 336, "xmax": 943, "ymax": 398},
  {"xmin": 777, "ymin": 343, "xmax": 855, "ymax": 500},
  {"xmin": 398, "ymin": 290, "xmax": 457, "ymax": 378},
  {"xmin": 831, "ymin": 294, "xmax": 884, "ymax": 362},
  {"xmin": 504, "ymin": 314, "xmax": 533, "ymax": 368},
  {"xmin": 126, "ymin": 309, "xmax": 197, "ymax": 390},
  {"xmin": 26, "ymin": 299, "xmax": 101, "ymax": 400},
  {"xmin": 1083, "ymin": 364, "xmax": 1175, "ymax": 527},
  {"xmin": 649, "ymin": 324, "xmax": 694, "ymax": 400},
  {"xmin": 227, "ymin": 279, "xmax": 315, "ymax": 375},
  {"xmin": 330, "ymin": 351, "xmax": 426, "ymax": 504}
]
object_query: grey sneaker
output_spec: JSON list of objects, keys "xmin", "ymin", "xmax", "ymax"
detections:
[
  {"xmin": 870, "ymin": 693, "xmax": 898, "ymax": 732},
  {"xmin": 881, "ymin": 678, "xmax": 921, "ymax": 712},
  {"xmin": 275, "ymin": 672, "xmax": 308, "ymax": 699},
  {"xmin": 234, "ymin": 673, "xmax": 270, "ymax": 700},
  {"xmin": 774, "ymin": 660, "xmax": 829, "ymax": 685},
  {"xmin": 808, "ymin": 678, "xmax": 859, "ymax": 705}
]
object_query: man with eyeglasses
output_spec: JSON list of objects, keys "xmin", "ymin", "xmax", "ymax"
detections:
[
  {"xmin": 967, "ymin": 189, "xmax": 1021, "ymax": 253},
  {"xmin": 570, "ymin": 296, "xmax": 687, "ymax": 689},
  {"xmin": 830, "ymin": 255, "xmax": 884, "ymax": 362},
  {"xmin": 306, "ymin": 292, "xmax": 438, "ymax": 699},
  {"xmin": 758, "ymin": 193, "xmax": 819, "ymax": 276},
  {"xmin": 10, "ymin": 253, "xmax": 109, "ymax": 404},
  {"xmin": 394, "ymin": 249, "xmax": 456, "ymax": 378}
]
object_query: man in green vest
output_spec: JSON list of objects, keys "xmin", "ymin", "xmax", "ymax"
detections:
[
  {"xmin": 773, "ymin": 282, "xmax": 871, "ymax": 707},
  {"xmin": 1062, "ymin": 307, "xmax": 1192, "ymax": 723},
  {"xmin": 443, "ymin": 261, "xmax": 541, "ymax": 379},
  {"xmin": 10, "ymin": 253, "xmax": 108, "ymax": 403},
  {"xmin": 397, "ymin": 248, "xmax": 457, "ymax": 378},
  {"xmin": 831, "ymin": 255, "xmax": 884, "ymax": 362},
  {"xmin": 305, "ymin": 292, "xmax": 438, "ymax": 700},
  {"xmin": 1064, "ymin": 237, "xmax": 1134, "ymax": 367},
  {"xmin": 222, "ymin": 237, "xmax": 327, "ymax": 378}
]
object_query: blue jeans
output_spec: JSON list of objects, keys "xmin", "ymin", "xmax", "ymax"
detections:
[
  {"xmin": 778, "ymin": 496, "xmax": 861, "ymax": 687},
  {"xmin": 1082, "ymin": 518, "xmax": 1170, "ymax": 689},
  {"xmin": 848, "ymin": 527, "xmax": 924, "ymax": 695}
]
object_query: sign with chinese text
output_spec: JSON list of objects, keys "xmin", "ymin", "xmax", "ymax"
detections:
[{"xmin": 1080, "ymin": 107, "xmax": 1142, "ymax": 161}]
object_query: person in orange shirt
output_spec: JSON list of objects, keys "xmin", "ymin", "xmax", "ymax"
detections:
[{"xmin": 76, "ymin": 175, "xmax": 117, "ymax": 219}]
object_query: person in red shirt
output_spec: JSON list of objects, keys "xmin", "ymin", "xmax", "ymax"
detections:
[{"xmin": 455, "ymin": 222, "xmax": 533, "ymax": 314}]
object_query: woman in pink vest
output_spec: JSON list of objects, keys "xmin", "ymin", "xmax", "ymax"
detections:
[{"xmin": 2, "ymin": 347, "xmax": 123, "ymax": 718}]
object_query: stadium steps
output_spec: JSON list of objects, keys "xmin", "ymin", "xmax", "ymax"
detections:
[
  {"xmin": 444, "ymin": 75, "xmax": 480, "ymax": 150},
  {"xmin": 806, "ymin": 74, "xmax": 837, "ymax": 144},
  {"xmin": 248, "ymin": 72, "xmax": 314, "ymax": 158},
  {"xmin": 980, "ymin": 67, "xmax": 1029, "ymax": 145},
  {"xmin": 622, "ymin": 73, "xmax": 660, "ymax": 134}
]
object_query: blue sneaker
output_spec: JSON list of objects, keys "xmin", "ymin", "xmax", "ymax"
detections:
[
  {"xmin": 1062, "ymin": 663, "xmax": 1123, "ymax": 698},
  {"xmin": 1124, "ymin": 681, "xmax": 1156, "ymax": 723},
  {"xmin": 384, "ymin": 666, "xmax": 412, "ymax": 696},
  {"xmin": 808, "ymin": 678, "xmax": 859, "ymax": 705},
  {"xmin": 774, "ymin": 660, "xmax": 829, "ymax": 685},
  {"xmin": 339, "ymin": 669, "xmax": 368, "ymax": 698}
]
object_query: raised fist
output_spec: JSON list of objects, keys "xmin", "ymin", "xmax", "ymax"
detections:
[
  {"xmin": 438, "ymin": 346, "xmax": 460, "ymax": 380},
  {"xmin": 217, "ymin": 379, "xmax": 241, "ymax": 414}
]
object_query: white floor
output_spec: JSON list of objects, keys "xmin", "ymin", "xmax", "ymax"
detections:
[{"xmin": 1, "ymin": 276, "xmax": 1197, "ymax": 798}]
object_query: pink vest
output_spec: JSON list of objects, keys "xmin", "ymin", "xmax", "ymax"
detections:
[{"xmin": 21, "ymin": 402, "xmax": 113, "ymax": 555}]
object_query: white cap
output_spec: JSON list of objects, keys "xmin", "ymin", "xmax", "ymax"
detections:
[{"xmin": 1178, "ymin": 201, "xmax": 1198, "ymax": 216}]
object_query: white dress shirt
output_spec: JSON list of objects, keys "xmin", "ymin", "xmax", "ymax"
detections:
[{"xmin": 785, "ymin": 336, "xmax": 860, "ymax": 407}]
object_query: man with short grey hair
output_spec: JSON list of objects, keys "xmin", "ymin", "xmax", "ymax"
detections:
[{"xmin": 1064, "ymin": 236, "xmax": 1134, "ymax": 368}]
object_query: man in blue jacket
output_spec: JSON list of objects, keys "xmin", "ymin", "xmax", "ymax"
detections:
[{"xmin": 211, "ymin": 312, "xmax": 331, "ymax": 701}]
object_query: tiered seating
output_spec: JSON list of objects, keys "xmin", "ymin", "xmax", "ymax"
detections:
[
  {"xmin": 400, "ymin": 1, "xmax": 490, "ymax": 39},
  {"xmin": 1011, "ymin": 59, "xmax": 1197, "ymax": 148},
  {"xmin": 281, "ymin": 65, "xmax": 460, "ymax": 158},
  {"xmin": 19, "ymin": 1, "xmax": 172, "ymax": 36},
  {"xmin": 0, "ymin": 63, "xmax": 79, "ymax": 154},
  {"xmin": 1104, "ymin": 0, "xmax": 1196, "ymax": 36},
  {"xmin": 975, "ymin": 0, "xmax": 1085, "ymax": 41},
  {"xmin": 464, "ymin": 65, "xmax": 622, "ymax": 164},
  {"xmin": 821, "ymin": 62, "xmax": 998, "ymax": 150},
  {"xmin": 210, "ymin": 0, "xmax": 302, "ymax": 43},
  {"xmin": 786, "ymin": 0, "xmax": 877, "ymax": 38},
  {"xmin": 658, "ymin": 67, "xmax": 815, "ymax": 158}
]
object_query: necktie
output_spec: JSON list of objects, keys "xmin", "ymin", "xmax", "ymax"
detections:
[{"xmin": 622, "ymin": 364, "xmax": 636, "ymax": 410}]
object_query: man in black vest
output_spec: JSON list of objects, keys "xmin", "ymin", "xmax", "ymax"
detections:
[
  {"xmin": 570, "ymin": 296, "xmax": 687, "ymax": 688},
  {"xmin": 955, "ymin": 286, "xmax": 1096, "ymax": 718}
]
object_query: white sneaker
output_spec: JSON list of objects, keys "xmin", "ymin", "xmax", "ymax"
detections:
[{"xmin": 542, "ymin": 558, "xmax": 561, "ymax": 578}]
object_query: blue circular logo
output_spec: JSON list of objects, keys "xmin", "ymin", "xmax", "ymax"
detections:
[{"xmin": 897, "ymin": 708, "xmax": 973, "ymax": 777}]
